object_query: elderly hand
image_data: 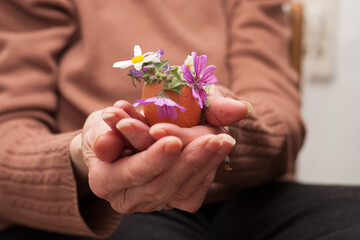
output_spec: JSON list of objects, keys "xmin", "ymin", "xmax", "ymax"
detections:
[{"xmin": 70, "ymin": 86, "xmax": 251, "ymax": 213}]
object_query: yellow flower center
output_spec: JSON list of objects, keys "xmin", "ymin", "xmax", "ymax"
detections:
[
  {"xmin": 186, "ymin": 64, "xmax": 191, "ymax": 70},
  {"xmin": 132, "ymin": 55, "xmax": 145, "ymax": 64}
]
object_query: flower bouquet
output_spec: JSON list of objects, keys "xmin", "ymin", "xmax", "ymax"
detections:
[{"xmin": 113, "ymin": 45, "xmax": 218, "ymax": 128}]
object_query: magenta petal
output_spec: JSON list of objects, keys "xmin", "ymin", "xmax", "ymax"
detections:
[
  {"xmin": 192, "ymin": 87, "xmax": 199, "ymax": 100},
  {"xmin": 134, "ymin": 97, "xmax": 157, "ymax": 106},
  {"xmin": 200, "ymin": 65, "xmax": 218, "ymax": 85},
  {"xmin": 157, "ymin": 105, "xmax": 170, "ymax": 119},
  {"xmin": 181, "ymin": 65, "xmax": 194, "ymax": 85},
  {"xmin": 157, "ymin": 105, "xmax": 166, "ymax": 118},
  {"xmin": 194, "ymin": 55, "xmax": 207, "ymax": 78},
  {"xmin": 154, "ymin": 97, "xmax": 187, "ymax": 119},
  {"xmin": 167, "ymin": 106, "xmax": 178, "ymax": 120},
  {"xmin": 157, "ymin": 105, "xmax": 178, "ymax": 120},
  {"xmin": 197, "ymin": 96, "xmax": 204, "ymax": 109},
  {"xmin": 192, "ymin": 87, "xmax": 204, "ymax": 109},
  {"xmin": 159, "ymin": 105, "xmax": 178, "ymax": 120},
  {"xmin": 178, "ymin": 105, "xmax": 186, "ymax": 112},
  {"xmin": 198, "ymin": 88, "xmax": 207, "ymax": 108}
]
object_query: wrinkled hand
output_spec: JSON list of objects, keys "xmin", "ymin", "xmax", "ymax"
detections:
[
  {"xmin": 72, "ymin": 85, "xmax": 251, "ymax": 214},
  {"xmin": 74, "ymin": 100, "xmax": 235, "ymax": 214},
  {"xmin": 89, "ymin": 131, "xmax": 234, "ymax": 213}
]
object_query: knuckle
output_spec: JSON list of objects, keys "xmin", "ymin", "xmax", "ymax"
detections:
[
  {"xmin": 143, "ymin": 180, "xmax": 178, "ymax": 201},
  {"xmin": 203, "ymin": 174, "xmax": 215, "ymax": 189},
  {"xmin": 111, "ymin": 190, "xmax": 137, "ymax": 214},
  {"xmin": 176, "ymin": 191, "xmax": 192, "ymax": 200},
  {"xmin": 143, "ymin": 184, "xmax": 169, "ymax": 201},
  {"xmin": 112, "ymin": 202, "xmax": 136, "ymax": 215},
  {"xmin": 88, "ymin": 168, "xmax": 111, "ymax": 199},
  {"xmin": 186, "ymin": 204, "xmax": 202, "ymax": 213},
  {"xmin": 121, "ymin": 164, "xmax": 139, "ymax": 186},
  {"xmin": 173, "ymin": 201, "xmax": 202, "ymax": 213},
  {"xmin": 175, "ymin": 183, "xmax": 193, "ymax": 200},
  {"xmin": 183, "ymin": 153, "xmax": 203, "ymax": 172}
]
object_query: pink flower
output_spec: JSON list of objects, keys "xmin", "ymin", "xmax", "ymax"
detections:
[
  {"xmin": 181, "ymin": 52, "xmax": 218, "ymax": 108},
  {"xmin": 133, "ymin": 96, "xmax": 186, "ymax": 120}
]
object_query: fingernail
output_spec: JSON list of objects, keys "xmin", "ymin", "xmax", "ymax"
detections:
[
  {"xmin": 223, "ymin": 136, "xmax": 236, "ymax": 147},
  {"xmin": 116, "ymin": 121, "xmax": 133, "ymax": 133},
  {"xmin": 149, "ymin": 128, "xmax": 167, "ymax": 138},
  {"xmin": 92, "ymin": 134, "xmax": 104, "ymax": 151},
  {"xmin": 102, "ymin": 112, "xmax": 115, "ymax": 120},
  {"xmin": 164, "ymin": 138, "xmax": 183, "ymax": 154},
  {"xmin": 205, "ymin": 136, "xmax": 223, "ymax": 151},
  {"xmin": 116, "ymin": 120, "xmax": 136, "ymax": 137},
  {"xmin": 241, "ymin": 101, "xmax": 253, "ymax": 115}
]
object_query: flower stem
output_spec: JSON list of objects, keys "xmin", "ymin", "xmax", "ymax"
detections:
[
  {"xmin": 206, "ymin": 106, "xmax": 229, "ymax": 134},
  {"xmin": 206, "ymin": 106, "xmax": 232, "ymax": 171}
]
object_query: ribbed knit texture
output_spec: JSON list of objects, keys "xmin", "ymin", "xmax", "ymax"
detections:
[
  {"xmin": 0, "ymin": 119, "xmax": 121, "ymax": 237},
  {"xmin": 0, "ymin": 0, "xmax": 305, "ymax": 237}
]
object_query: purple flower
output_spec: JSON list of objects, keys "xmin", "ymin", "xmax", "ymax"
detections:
[
  {"xmin": 133, "ymin": 96, "xmax": 186, "ymax": 120},
  {"xmin": 129, "ymin": 69, "xmax": 144, "ymax": 77},
  {"xmin": 157, "ymin": 49, "xmax": 164, "ymax": 58},
  {"xmin": 181, "ymin": 52, "xmax": 218, "ymax": 108}
]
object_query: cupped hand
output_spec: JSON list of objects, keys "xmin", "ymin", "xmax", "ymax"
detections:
[
  {"xmin": 72, "ymin": 88, "xmax": 251, "ymax": 213},
  {"xmin": 87, "ymin": 133, "xmax": 235, "ymax": 214},
  {"xmin": 74, "ymin": 100, "xmax": 236, "ymax": 214},
  {"xmin": 70, "ymin": 100, "xmax": 152, "ymax": 198}
]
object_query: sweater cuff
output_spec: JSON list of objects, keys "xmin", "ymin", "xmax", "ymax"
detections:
[
  {"xmin": 0, "ymin": 119, "xmax": 121, "ymax": 238},
  {"xmin": 214, "ymin": 85, "xmax": 289, "ymax": 185}
]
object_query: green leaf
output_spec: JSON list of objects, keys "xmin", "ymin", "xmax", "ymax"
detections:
[
  {"xmin": 170, "ymin": 66, "xmax": 182, "ymax": 81},
  {"xmin": 171, "ymin": 88, "xmax": 182, "ymax": 95},
  {"xmin": 154, "ymin": 60, "xmax": 169, "ymax": 71},
  {"xmin": 127, "ymin": 73, "xmax": 141, "ymax": 87},
  {"xmin": 205, "ymin": 97, "xmax": 210, "ymax": 108},
  {"xmin": 166, "ymin": 77, "xmax": 185, "ymax": 95},
  {"xmin": 204, "ymin": 85, "xmax": 212, "ymax": 94}
]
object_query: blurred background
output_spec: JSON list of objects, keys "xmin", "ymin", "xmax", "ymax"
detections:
[{"xmin": 289, "ymin": 0, "xmax": 360, "ymax": 185}]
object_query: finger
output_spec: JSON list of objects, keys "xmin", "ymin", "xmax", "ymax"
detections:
[
  {"xmin": 89, "ymin": 136, "xmax": 183, "ymax": 198},
  {"xmin": 101, "ymin": 106, "xmax": 131, "ymax": 133},
  {"xmin": 113, "ymin": 100, "xmax": 146, "ymax": 122},
  {"xmin": 117, "ymin": 134, "xmax": 234, "ymax": 213},
  {"xmin": 82, "ymin": 110, "xmax": 122, "ymax": 162},
  {"xmin": 170, "ymin": 170, "xmax": 217, "ymax": 212},
  {"xmin": 205, "ymin": 96, "xmax": 252, "ymax": 126},
  {"xmin": 172, "ymin": 134, "xmax": 235, "ymax": 201},
  {"xmin": 101, "ymin": 100, "xmax": 146, "ymax": 133},
  {"xmin": 92, "ymin": 130, "xmax": 125, "ymax": 162},
  {"xmin": 116, "ymin": 118, "xmax": 154, "ymax": 151},
  {"xmin": 136, "ymin": 134, "xmax": 223, "ymax": 203},
  {"xmin": 149, "ymin": 123, "xmax": 219, "ymax": 146}
]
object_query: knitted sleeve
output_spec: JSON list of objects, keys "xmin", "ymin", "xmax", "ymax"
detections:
[
  {"xmin": 211, "ymin": 0, "xmax": 306, "ymax": 192},
  {"xmin": 0, "ymin": 0, "xmax": 120, "ymax": 237}
]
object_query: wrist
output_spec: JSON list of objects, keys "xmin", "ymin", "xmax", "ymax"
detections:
[{"xmin": 70, "ymin": 132, "xmax": 90, "ymax": 199}]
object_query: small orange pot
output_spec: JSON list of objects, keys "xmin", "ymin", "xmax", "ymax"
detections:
[{"xmin": 141, "ymin": 82, "xmax": 201, "ymax": 127}]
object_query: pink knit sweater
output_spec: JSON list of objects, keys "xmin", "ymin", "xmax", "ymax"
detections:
[{"xmin": 0, "ymin": 0, "xmax": 305, "ymax": 238}]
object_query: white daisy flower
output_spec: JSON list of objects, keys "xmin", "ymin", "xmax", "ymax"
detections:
[
  {"xmin": 184, "ymin": 54, "xmax": 194, "ymax": 72},
  {"xmin": 113, "ymin": 45, "xmax": 161, "ymax": 70}
]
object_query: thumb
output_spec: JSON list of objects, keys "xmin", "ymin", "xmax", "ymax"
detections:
[
  {"xmin": 93, "ymin": 130, "xmax": 125, "ymax": 162},
  {"xmin": 83, "ymin": 110, "xmax": 125, "ymax": 163},
  {"xmin": 205, "ymin": 96, "xmax": 252, "ymax": 127}
]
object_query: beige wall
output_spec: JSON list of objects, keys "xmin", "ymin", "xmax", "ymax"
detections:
[{"xmin": 296, "ymin": 0, "xmax": 360, "ymax": 185}]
